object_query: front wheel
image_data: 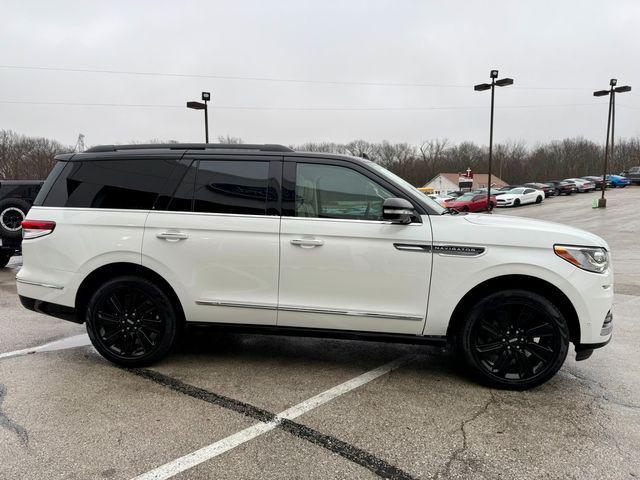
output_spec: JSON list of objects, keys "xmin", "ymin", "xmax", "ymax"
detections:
[
  {"xmin": 514, "ymin": 199, "xmax": 521, "ymax": 207},
  {"xmin": 458, "ymin": 289, "xmax": 569, "ymax": 390},
  {"xmin": 86, "ymin": 276, "xmax": 178, "ymax": 367}
]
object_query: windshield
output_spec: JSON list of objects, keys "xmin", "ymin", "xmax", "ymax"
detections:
[
  {"xmin": 457, "ymin": 195, "xmax": 474, "ymax": 201},
  {"xmin": 509, "ymin": 188, "xmax": 525, "ymax": 194},
  {"xmin": 363, "ymin": 160, "xmax": 446, "ymax": 214}
]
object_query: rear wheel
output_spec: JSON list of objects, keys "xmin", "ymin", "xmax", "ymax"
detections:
[
  {"xmin": 458, "ymin": 289, "xmax": 569, "ymax": 390},
  {"xmin": 487, "ymin": 202, "xmax": 494, "ymax": 211},
  {"xmin": 85, "ymin": 276, "xmax": 178, "ymax": 367},
  {"xmin": 535, "ymin": 195, "xmax": 543, "ymax": 204}
]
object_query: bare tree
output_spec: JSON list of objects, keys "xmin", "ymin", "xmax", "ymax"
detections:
[{"xmin": 0, "ymin": 130, "xmax": 72, "ymax": 180}]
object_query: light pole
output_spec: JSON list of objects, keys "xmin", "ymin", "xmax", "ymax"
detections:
[
  {"xmin": 474, "ymin": 70, "xmax": 513, "ymax": 212},
  {"xmin": 593, "ymin": 80, "xmax": 631, "ymax": 208},
  {"xmin": 187, "ymin": 91, "xmax": 211, "ymax": 142}
]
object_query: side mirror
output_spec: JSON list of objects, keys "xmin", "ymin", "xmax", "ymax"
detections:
[{"xmin": 383, "ymin": 198, "xmax": 416, "ymax": 224}]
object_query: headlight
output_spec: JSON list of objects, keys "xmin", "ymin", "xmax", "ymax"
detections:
[{"xmin": 554, "ymin": 245, "xmax": 609, "ymax": 274}]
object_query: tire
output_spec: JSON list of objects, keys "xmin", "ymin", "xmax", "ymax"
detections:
[
  {"xmin": 514, "ymin": 199, "xmax": 521, "ymax": 207},
  {"xmin": 85, "ymin": 275, "xmax": 178, "ymax": 367},
  {"xmin": 555, "ymin": 189, "xmax": 561, "ymax": 196},
  {"xmin": 462, "ymin": 206, "xmax": 470, "ymax": 212},
  {"xmin": 0, "ymin": 198, "xmax": 30, "ymax": 239},
  {"xmin": 488, "ymin": 202, "xmax": 494, "ymax": 211},
  {"xmin": 0, "ymin": 250, "xmax": 12, "ymax": 268},
  {"xmin": 458, "ymin": 289, "xmax": 569, "ymax": 390},
  {"xmin": 535, "ymin": 195, "xmax": 542, "ymax": 204}
]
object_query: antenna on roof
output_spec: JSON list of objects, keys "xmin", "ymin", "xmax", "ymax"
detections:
[{"xmin": 74, "ymin": 134, "xmax": 86, "ymax": 153}]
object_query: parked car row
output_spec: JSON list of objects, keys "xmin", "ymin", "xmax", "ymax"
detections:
[{"xmin": 427, "ymin": 172, "xmax": 636, "ymax": 213}]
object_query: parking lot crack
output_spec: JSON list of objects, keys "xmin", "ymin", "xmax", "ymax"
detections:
[
  {"xmin": 562, "ymin": 369, "xmax": 640, "ymax": 410},
  {"xmin": 433, "ymin": 391, "xmax": 496, "ymax": 479},
  {"xmin": 0, "ymin": 384, "xmax": 29, "ymax": 448}
]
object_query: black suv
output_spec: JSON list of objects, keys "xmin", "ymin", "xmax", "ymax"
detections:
[
  {"xmin": 622, "ymin": 166, "xmax": 640, "ymax": 185},
  {"xmin": 0, "ymin": 180, "xmax": 43, "ymax": 267}
]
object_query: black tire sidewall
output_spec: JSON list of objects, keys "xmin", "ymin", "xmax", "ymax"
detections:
[
  {"xmin": 85, "ymin": 276, "xmax": 178, "ymax": 367},
  {"xmin": 458, "ymin": 289, "xmax": 569, "ymax": 390},
  {"xmin": 0, "ymin": 198, "xmax": 30, "ymax": 239},
  {"xmin": 514, "ymin": 199, "xmax": 521, "ymax": 207}
]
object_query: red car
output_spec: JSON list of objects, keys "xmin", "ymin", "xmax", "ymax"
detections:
[{"xmin": 445, "ymin": 193, "xmax": 496, "ymax": 212}]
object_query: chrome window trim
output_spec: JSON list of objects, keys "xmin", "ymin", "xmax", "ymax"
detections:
[
  {"xmin": 281, "ymin": 215, "xmax": 422, "ymax": 226},
  {"xmin": 16, "ymin": 278, "xmax": 64, "ymax": 290}
]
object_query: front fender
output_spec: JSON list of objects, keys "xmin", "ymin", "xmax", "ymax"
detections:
[{"xmin": 422, "ymin": 246, "xmax": 582, "ymax": 336}]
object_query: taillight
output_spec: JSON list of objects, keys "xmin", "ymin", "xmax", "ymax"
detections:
[{"xmin": 21, "ymin": 220, "xmax": 56, "ymax": 239}]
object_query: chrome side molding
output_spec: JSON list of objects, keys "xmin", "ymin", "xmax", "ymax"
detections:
[
  {"xmin": 195, "ymin": 300, "xmax": 277, "ymax": 310},
  {"xmin": 196, "ymin": 300, "xmax": 423, "ymax": 321},
  {"xmin": 394, "ymin": 243, "xmax": 486, "ymax": 257},
  {"xmin": 279, "ymin": 305, "xmax": 423, "ymax": 321},
  {"xmin": 16, "ymin": 278, "xmax": 64, "ymax": 290}
]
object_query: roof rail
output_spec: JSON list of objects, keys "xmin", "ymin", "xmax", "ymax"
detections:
[{"xmin": 84, "ymin": 143, "xmax": 294, "ymax": 153}]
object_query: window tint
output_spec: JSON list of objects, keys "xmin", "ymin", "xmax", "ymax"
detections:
[
  {"xmin": 42, "ymin": 159, "xmax": 176, "ymax": 209},
  {"xmin": 524, "ymin": 188, "xmax": 534, "ymax": 194},
  {"xmin": 194, "ymin": 160, "xmax": 268, "ymax": 215},
  {"xmin": 295, "ymin": 163, "xmax": 393, "ymax": 220}
]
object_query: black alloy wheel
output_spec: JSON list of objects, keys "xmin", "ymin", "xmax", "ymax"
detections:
[
  {"xmin": 459, "ymin": 290, "xmax": 569, "ymax": 390},
  {"xmin": 536, "ymin": 195, "xmax": 543, "ymax": 204},
  {"xmin": 86, "ymin": 276, "xmax": 178, "ymax": 366},
  {"xmin": 514, "ymin": 199, "xmax": 521, "ymax": 207}
]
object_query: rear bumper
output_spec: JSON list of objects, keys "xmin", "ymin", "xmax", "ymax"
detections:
[
  {"xmin": 0, "ymin": 236, "xmax": 22, "ymax": 251},
  {"xmin": 19, "ymin": 295, "xmax": 81, "ymax": 323}
]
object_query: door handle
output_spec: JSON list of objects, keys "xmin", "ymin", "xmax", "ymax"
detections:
[
  {"xmin": 156, "ymin": 231, "xmax": 189, "ymax": 241},
  {"xmin": 290, "ymin": 238, "xmax": 324, "ymax": 248}
]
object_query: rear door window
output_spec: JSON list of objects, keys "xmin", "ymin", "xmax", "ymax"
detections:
[
  {"xmin": 193, "ymin": 160, "xmax": 269, "ymax": 215},
  {"xmin": 42, "ymin": 159, "xmax": 177, "ymax": 209}
]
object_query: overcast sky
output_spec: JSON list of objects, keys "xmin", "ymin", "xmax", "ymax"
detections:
[{"xmin": 1, "ymin": 0, "xmax": 639, "ymax": 148}]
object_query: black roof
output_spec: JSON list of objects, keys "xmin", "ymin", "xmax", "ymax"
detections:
[{"xmin": 58, "ymin": 143, "xmax": 372, "ymax": 168}]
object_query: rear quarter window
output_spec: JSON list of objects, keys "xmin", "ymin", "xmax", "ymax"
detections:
[
  {"xmin": 41, "ymin": 159, "xmax": 177, "ymax": 209},
  {"xmin": 33, "ymin": 161, "xmax": 67, "ymax": 206}
]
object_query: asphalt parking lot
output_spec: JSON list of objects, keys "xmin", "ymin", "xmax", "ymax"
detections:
[{"xmin": 1, "ymin": 187, "xmax": 639, "ymax": 480}]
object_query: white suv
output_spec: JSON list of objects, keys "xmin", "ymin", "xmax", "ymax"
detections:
[{"xmin": 17, "ymin": 144, "xmax": 614, "ymax": 389}]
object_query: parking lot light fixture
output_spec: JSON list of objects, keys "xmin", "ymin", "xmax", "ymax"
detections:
[
  {"xmin": 187, "ymin": 91, "xmax": 212, "ymax": 143},
  {"xmin": 593, "ymin": 79, "xmax": 632, "ymax": 208},
  {"xmin": 474, "ymin": 69, "xmax": 514, "ymax": 213}
]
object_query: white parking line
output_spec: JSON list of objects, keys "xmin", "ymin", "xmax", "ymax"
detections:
[
  {"xmin": 0, "ymin": 333, "xmax": 91, "ymax": 360},
  {"xmin": 132, "ymin": 355, "xmax": 412, "ymax": 480}
]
